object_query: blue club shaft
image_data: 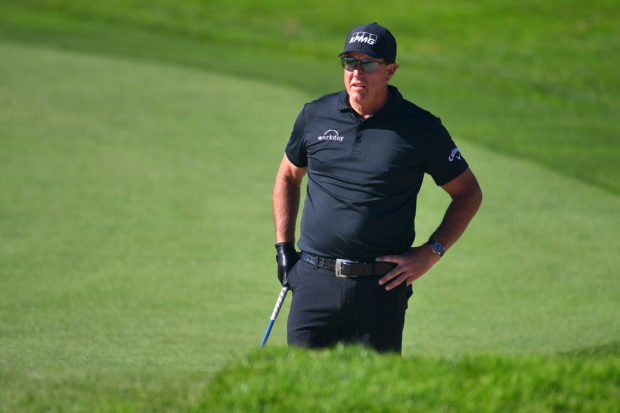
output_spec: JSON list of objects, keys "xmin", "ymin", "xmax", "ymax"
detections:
[
  {"xmin": 260, "ymin": 320, "xmax": 275, "ymax": 348},
  {"xmin": 260, "ymin": 286, "xmax": 289, "ymax": 348}
]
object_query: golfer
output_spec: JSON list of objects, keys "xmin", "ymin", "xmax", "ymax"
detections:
[{"xmin": 273, "ymin": 22, "xmax": 482, "ymax": 352}]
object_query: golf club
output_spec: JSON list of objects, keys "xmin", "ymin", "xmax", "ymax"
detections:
[{"xmin": 260, "ymin": 286, "xmax": 289, "ymax": 348}]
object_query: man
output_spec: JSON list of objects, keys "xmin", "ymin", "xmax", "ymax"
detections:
[{"xmin": 273, "ymin": 23, "xmax": 482, "ymax": 353}]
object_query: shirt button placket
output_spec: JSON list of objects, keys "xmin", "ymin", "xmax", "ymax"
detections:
[{"xmin": 352, "ymin": 121, "xmax": 363, "ymax": 156}]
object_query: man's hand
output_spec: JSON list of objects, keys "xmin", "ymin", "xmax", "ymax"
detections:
[
  {"xmin": 376, "ymin": 246, "xmax": 440, "ymax": 291},
  {"xmin": 275, "ymin": 242, "xmax": 299, "ymax": 287},
  {"xmin": 376, "ymin": 168, "xmax": 482, "ymax": 291}
]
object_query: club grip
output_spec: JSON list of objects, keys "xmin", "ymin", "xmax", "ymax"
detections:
[{"xmin": 270, "ymin": 286, "xmax": 289, "ymax": 320}]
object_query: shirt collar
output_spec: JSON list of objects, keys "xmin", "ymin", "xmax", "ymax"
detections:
[{"xmin": 337, "ymin": 89, "xmax": 352, "ymax": 112}]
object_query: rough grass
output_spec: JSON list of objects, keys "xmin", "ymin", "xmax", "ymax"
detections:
[{"xmin": 198, "ymin": 345, "xmax": 620, "ymax": 412}]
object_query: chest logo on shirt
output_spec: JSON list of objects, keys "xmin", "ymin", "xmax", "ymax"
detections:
[
  {"xmin": 449, "ymin": 147, "xmax": 462, "ymax": 162},
  {"xmin": 317, "ymin": 129, "xmax": 344, "ymax": 143}
]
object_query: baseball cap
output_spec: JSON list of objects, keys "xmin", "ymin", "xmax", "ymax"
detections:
[{"xmin": 338, "ymin": 22, "xmax": 397, "ymax": 62}]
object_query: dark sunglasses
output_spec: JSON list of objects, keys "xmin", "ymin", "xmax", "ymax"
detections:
[{"xmin": 340, "ymin": 57, "xmax": 386, "ymax": 74}]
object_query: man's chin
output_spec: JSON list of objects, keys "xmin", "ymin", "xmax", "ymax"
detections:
[{"xmin": 348, "ymin": 91, "xmax": 367, "ymax": 105}]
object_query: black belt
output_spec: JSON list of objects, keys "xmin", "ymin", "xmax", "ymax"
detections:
[{"xmin": 300, "ymin": 252, "xmax": 397, "ymax": 278}]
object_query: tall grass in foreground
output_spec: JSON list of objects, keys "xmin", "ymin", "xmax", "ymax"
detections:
[{"xmin": 199, "ymin": 345, "xmax": 619, "ymax": 412}]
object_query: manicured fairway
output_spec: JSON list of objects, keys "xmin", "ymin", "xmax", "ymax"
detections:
[{"xmin": 0, "ymin": 41, "xmax": 306, "ymax": 409}]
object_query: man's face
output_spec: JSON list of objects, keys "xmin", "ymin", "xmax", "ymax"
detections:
[{"xmin": 343, "ymin": 51, "xmax": 397, "ymax": 110}]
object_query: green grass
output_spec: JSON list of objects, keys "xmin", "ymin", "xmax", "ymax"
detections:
[
  {"xmin": 1, "ymin": 0, "xmax": 618, "ymax": 193},
  {"xmin": 0, "ymin": 41, "xmax": 304, "ymax": 411},
  {"xmin": 1, "ymin": 38, "xmax": 618, "ymax": 411},
  {"xmin": 0, "ymin": 1, "xmax": 619, "ymax": 411},
  {"xmin": 200, "ymin": 345, "xmax": 620, "ymax": 412}
]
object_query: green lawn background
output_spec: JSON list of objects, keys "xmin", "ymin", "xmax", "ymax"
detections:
[{"xmin": 1, "ymin": 0, "xmax": 618, "ymax": 193}]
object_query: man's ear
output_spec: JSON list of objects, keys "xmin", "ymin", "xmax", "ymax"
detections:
[{"xmin": 386, "ymin": 63, "xmax": 399, "ymax": 81}]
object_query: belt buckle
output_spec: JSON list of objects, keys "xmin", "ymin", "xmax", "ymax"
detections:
[{"xmin": 335, "ymin": 258, "xmax": 353, "ymax": 278}]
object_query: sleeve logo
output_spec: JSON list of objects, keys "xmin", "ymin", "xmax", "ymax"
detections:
[{"xmin": 449, "ymin": 148, "xmax": 462, "ymax": 162}]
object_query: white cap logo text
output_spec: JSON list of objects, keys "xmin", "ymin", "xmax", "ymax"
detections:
[{"xmin": 349, "ymin": 32, "xmax": 378, "ymax": 46}]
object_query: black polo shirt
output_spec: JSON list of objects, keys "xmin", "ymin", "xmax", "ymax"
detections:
[{"xmin": 285, "ymin": 85, "xmax": 468, "ymax": 261}]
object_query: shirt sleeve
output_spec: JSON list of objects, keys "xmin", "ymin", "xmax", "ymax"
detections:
[
  {"xmin": 421, "ymin": 117, "xmax": 469, "ymax": 186},
  {"xmin": 284, "ymin": 106, "xmax": 308, "ymax": 168}
]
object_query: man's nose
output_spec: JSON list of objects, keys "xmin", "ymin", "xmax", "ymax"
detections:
[{"xmin": 353, "ymin": 61, "xmax": 364, "ymax": 75}]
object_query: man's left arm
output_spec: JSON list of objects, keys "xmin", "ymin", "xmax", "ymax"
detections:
[{"xmin": 378, "ymin": 168, "xmax": 482, "ymax": 291}]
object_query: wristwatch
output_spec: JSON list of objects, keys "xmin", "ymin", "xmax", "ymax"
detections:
[{"xmin": 426, "ymin": 239, "xmax": 445, "ymax": 257}]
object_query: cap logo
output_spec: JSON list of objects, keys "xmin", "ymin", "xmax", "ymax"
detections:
[{"xmin": 349, "ymin": 32, "xmax": 378, "ymax": 46}]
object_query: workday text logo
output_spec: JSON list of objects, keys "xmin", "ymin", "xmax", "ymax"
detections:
[
  {"xmin": 317, "ymin": 129, "xmax": 344, "ymax": 142},
  {"xmin": 349, "ymin": 32, "xmax": 378, "ymax": 46}
]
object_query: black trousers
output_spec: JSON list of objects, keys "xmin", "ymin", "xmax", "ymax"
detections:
[{"xmin": 287, "ymin": 260, "xmax": 413, "ymax": 353}]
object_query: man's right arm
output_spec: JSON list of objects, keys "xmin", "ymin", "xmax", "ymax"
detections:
[{"xmin": 273, "ymin": 154, "xmax": 308, "ymax": 243}]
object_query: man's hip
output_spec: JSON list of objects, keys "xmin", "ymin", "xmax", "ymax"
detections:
[{"xmin": 286, "ymin": 259, "xmax": 412, "ymax": 353}]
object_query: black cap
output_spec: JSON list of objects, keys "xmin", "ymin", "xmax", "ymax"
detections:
[{"xmin": 338, "ymin": 22, "xmax": 397, "ymax": 62}]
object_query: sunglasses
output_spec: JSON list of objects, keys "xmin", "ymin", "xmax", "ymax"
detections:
[{"xmin": 340, "ymin": 57, "xmax": 386, "ymax": 74}]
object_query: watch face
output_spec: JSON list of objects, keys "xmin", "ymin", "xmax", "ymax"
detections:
[
  {"xmin": 427, "ymin": 239, "xmax": 444, "ymax": 256},
  {"xmin": 430, "ymin": 241, "xmax": 444, "ymax": 254}
]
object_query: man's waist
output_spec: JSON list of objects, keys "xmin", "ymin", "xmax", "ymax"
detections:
[
  {"xmin": 297, "ymin": 226, "xmax": 414, "ymax": 263},
  {"xmin": 300, "ymin": 252, "xmax": 396, "ymax": 278}
]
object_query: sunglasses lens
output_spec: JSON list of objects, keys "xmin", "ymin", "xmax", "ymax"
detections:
[
  {"xmin": 341, "ymin": 58, "xmax": 355, "ymax": 71},
  {"xmin": 340, "ymin": 58, "xmax": 380, "ymax": 73},
  {"xmin": 361, "ymin": 61, "xmax": 379, "ymax": 73}
]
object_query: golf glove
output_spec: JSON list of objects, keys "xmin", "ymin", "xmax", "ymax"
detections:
[{"xmin": 275, "ymin": 242, "xmax": 298, "ymax": 287}]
